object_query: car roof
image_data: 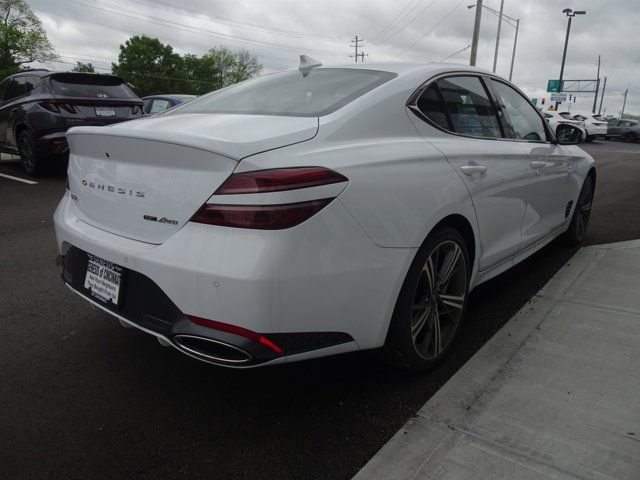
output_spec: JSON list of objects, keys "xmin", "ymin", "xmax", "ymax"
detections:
[{"xmin": 320, "ymin": 61, "xmax": 490, "ymax": 77}]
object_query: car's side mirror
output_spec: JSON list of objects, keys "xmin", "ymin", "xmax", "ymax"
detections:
[{"xmin": 556, "ymin": 124, "xmax": 583, "ymax": 145}]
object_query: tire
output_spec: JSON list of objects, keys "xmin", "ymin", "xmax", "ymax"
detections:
[
  {"xmin": 559, "ymin": 175, "xmax": 594, "ymax": 246},
  {"xmin": 625, "ymin": 132, "xmax": 637, "ymax": 143},
  {"xmin": 384, "ymin": 227, "xmax": 470, "ymax": 372},
  {"xmin": 17, "ymin": 130, "xmax": 43, "ymax": 177},
  {"xmin": 585, "ymin": 135, "xmax": 595, "ymax": 143}
]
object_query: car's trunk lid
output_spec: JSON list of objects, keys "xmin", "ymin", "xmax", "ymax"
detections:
[{"xmin": 66, "ymin": 115, "xmax": 318, "ymax": 244}]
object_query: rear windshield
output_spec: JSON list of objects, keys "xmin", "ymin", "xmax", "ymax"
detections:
[
  {"xmin": 49, "ymin": 74, "xmax": 137, "ymax": 99},
  {"xmin": 172, "ymin": 68, "xmax": 396, "ymax": 117},
  {"xmin": 559, "ymin": 112, "xmax": 573, "ymax": 119}
]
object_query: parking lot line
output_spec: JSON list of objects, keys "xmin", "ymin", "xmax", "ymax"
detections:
[{"xmin": 0, "ymin": 172, "xmax": 38, "ymax": 185}]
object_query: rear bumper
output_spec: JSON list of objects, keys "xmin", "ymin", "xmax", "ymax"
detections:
[
  {"xmin": 53, "ymin": 192, "xmax": 414, "ymax": 367},
  {"xmin": 586, "ymin": 126, "xmax": 607, "ymax": 136}
]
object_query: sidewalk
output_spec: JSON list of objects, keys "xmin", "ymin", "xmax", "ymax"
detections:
[{"xmin": 354, "ymin": 240, "xmax": 640, "ymax": 480}]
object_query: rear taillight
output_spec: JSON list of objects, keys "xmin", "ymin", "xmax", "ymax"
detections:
[
  {"xmin": 39, "ymin": 101, "xmax": 60, "ymax": 113},
  {"xmin": 215, "ymin": 167, "xmax": 347, "ymax": 194},
  {"xmin": 39, "ymin": 101, "xmax": 76, "ymax": 113},
  {"xmin": 191, "ymin": 199, "xmax": 333, "ymax": 230},
  {"xmin": 191, "ymin": 167, "xmax": 347, "ymax": 230}
]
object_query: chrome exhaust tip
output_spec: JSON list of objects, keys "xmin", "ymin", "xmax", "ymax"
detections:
[{"xmin": 172, "ymin": 334, "xmax": 253, "ymax": 365}]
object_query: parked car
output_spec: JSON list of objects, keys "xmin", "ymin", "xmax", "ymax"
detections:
[
  {"xmin": 0, "ymin": 70, "xmax": 143, "ymax": 176},
  {"xmin": 569, "ymin": 113, "xmax": 608, "ymax": 141},
  {"xmin": 54, "ymin": 62, "xmax": 595, "ymax": 372},
  {"xmin": 605, "ymin": 119, "xmax": 640, "ymax": 142},
  {"xmin": 541, "ymin": 110, "xmax": 588, "ymax": 141},
  {"xmin": 142, "ymin": 94, "xmax": 197, "ymax": 115}
]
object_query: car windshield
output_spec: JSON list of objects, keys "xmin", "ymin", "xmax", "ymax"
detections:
[
  {"xmin": 171, "ymin": 68, "xmax": 396, "ymax": 117},
  {"xmin": 49, "ymin": 73, "xmax": 137, "ymax": 99},
  {"xmin": 593, "ymin": 115, "xmax": 605, "ymax": 121}
]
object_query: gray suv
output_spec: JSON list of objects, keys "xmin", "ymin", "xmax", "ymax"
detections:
[{"xmin": 0, "ymin": 70, "xmax": 143, "ymax": 176}]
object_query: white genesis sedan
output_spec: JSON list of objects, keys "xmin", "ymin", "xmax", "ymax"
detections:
[{"xmin": 54, "ymin": 60, "xmax": 595, "ymax": 371}]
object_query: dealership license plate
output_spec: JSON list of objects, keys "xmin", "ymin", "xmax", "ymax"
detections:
[
  {"xmin": 95, "ymin": 106, "xmax": 116, "ymax": 116},
  {"xmin": 84, "ymin": 254, "xmax": 123, "ymax": 305}
]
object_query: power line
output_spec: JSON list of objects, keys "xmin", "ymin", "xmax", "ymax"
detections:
[
  {"xmin": 375, "ymin": 0, "xmax": 427, "ymax": 42},
  {"xmin": 45, "ymin": 57, "xmax": 219, "ymax": 86},
  {"xmin": 36, "ymin": 8, "xmax": 312, "ymax": 64},
  {"xmin": 375, "ymin": 0, "xmax": 439, "ymax": 44},
  {"xmin": 440, "ymin": 44, "xmax": 472, "ymax": 62},
  {"xmin": 65, "ymin": 0, "xmax": 347, "ymax": 57},
  {"xmin": 127, "ymin": 0, "xmax": 344, "ymax": 42},
  {"xmin": 401, "ymin": 0, "xmax": 465, "ymax": 55},
  {"xmin": 370, "ymin": 0, "xmax": 421, "ymax": 41}
]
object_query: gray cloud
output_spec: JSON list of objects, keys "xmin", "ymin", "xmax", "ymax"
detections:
[{"xmin": 29, "ymin": 0, "xmax": 637, "ymax": 115}]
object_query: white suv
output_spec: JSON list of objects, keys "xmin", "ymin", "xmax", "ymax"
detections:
[
  {"xmin": 569, "ymin": 113, "xmax": 608, "ymax": 141},
  {"xmin": 541, "ymin": 111, "xmax": 588, "ymax": 141}
]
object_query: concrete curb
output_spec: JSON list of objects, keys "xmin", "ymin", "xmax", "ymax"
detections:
[{"xmin": 354, "ymin": 240, "xmax": 640, "ymax": 480}]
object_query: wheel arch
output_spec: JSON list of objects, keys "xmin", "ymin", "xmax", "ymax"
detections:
[
  {"xmin": 430, "ymin": 213, "xmax": 476, "ymax": 271},
  {"xmin": 14, "ymin": 122, "xmax": 30, "ymax": 146}
]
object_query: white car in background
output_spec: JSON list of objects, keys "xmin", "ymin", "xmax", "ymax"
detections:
[
  {"xmin": 569, "ymin": 113, "xmax": 608, "ymax": 141},
  {"xmin": 54, "ymin": 61, "xmax": 595, "ymax": 371},
  {"xmin": 541, "ymin": 110, "xmax": 588, "ymax": 141}
]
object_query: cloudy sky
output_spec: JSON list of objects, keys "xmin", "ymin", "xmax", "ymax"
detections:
[{"xmin": 29, "ymin": 0, "xmax": 637, "ymax": 115}]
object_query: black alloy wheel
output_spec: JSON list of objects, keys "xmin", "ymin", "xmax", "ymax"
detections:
[
  {"xmin": 18, "ymin": 131, "xmax": 41, "ymax": 177},
  {"xmin": 385, "ymin": 227, "xmax": 470, "ymax": 371},
  {"xmin": 560, "ymin": 176, "xmax": 594, "ymax": 245}
]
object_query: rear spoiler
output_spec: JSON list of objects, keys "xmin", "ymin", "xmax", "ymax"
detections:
[{"xmin": 47, "ymin": 72, "xmax": 127, "ymax": 85}]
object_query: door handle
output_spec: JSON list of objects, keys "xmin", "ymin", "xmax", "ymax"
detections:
[
  {"xmin": 530, "ymin": 161, "xmax": 547, "ymax": 170},
  {"xmin": 460, "ymin": 165, "xmax": 487, "ymax": 176}
]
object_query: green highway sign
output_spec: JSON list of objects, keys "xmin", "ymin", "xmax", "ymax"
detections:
[
  {"xmin": 547, "ymin": 79, "xmax": 564, "ymax": 92},
  {"xmin": 531, "ymin": 98, "xmax": 538, "ymax": 106}
]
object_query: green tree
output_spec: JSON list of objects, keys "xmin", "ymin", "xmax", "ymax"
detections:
[
  {"xmin": 184, "ymin": 47, "xmax": 261, "ymax": 94},
  {"xmin": 0, "ymin": 0, "xmax": 56, "ymax": 78},
  {"xmin": 71, "ymin": 61, "xmax": 95, "ymax": 73},
  {"xmin": 111, "ymin": 35, "xmax": 186, "ymax": 97}
]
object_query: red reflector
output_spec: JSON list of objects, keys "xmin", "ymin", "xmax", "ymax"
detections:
[
  {"xmin": 188, "ymin": 315, "xmax": 283, "ymax": 353},
  {"xmin": 215, "ymin": 167, "xmax": 347, "ymax": 194},
  {"xmin": 190, "ymin": 198, "xmax": 332, "ymax": 230}
]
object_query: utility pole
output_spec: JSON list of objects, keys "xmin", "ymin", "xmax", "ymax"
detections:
[
  {"xmin": 492, "ymin": 0, "xmax": 504, "ymax": 73},
  {"xmin": 508, "ymin": 18, "xmax": 519, "ymax": 81},
  {"xmin": 469, "ymin": 0, "xmax": 483, "ymax": 66},
  {"xmin": 598, "ymin": 76, "xmax": 607, "ymax": 115},
  {"xmin": 350, "ymin": 35, "xmax": 366, "ymax": 63},
  {"xmin": 621, "ymin": 87, "xmax": 629, "ymax": 118},
  {"xmin": 592, "ymin": 54, "xmax": 600, "ymax": 114}
]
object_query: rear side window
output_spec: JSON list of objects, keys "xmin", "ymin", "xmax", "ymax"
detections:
[
  {"xmin": 2, "ymin": 77, "xmax": 25, "ymax": 101},
  {"xmin": 435, "ymin": 76, "xmax": 502, "ymax": 138},
  {"xmin": 174, "ymin": 68, "xmax": 396, "ymax": 117},
  {"xmin": 416, "ymin": 84, "xmax": 450, "ymax": 130},
  {"xmin": 490, "ymin": 80, "xmax": 547, "ymax": 141},
  {"xmin": 150, "ymin": 99, "xmax": 171, "ymax": 114},
  {"xmin": 49, "ymin": 74, "xmax": 137, "ymax": 99}
]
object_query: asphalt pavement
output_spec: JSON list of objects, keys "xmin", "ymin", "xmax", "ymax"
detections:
[{"xmin": 1, "ymin": 140, "xmax": 639, "ymax": 480}]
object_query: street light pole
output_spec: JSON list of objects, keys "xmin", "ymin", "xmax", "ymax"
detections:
[
  {"xmin": 469, "ymin": 0, "xmax": 483, "ymax": 66},
  {"xmin": 556, "ymin": 8, "xmax": 586, "ymax": 110},
  {"xmin": 492, "ymin": 0, "xmax": 504, "ymax": 73}
]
